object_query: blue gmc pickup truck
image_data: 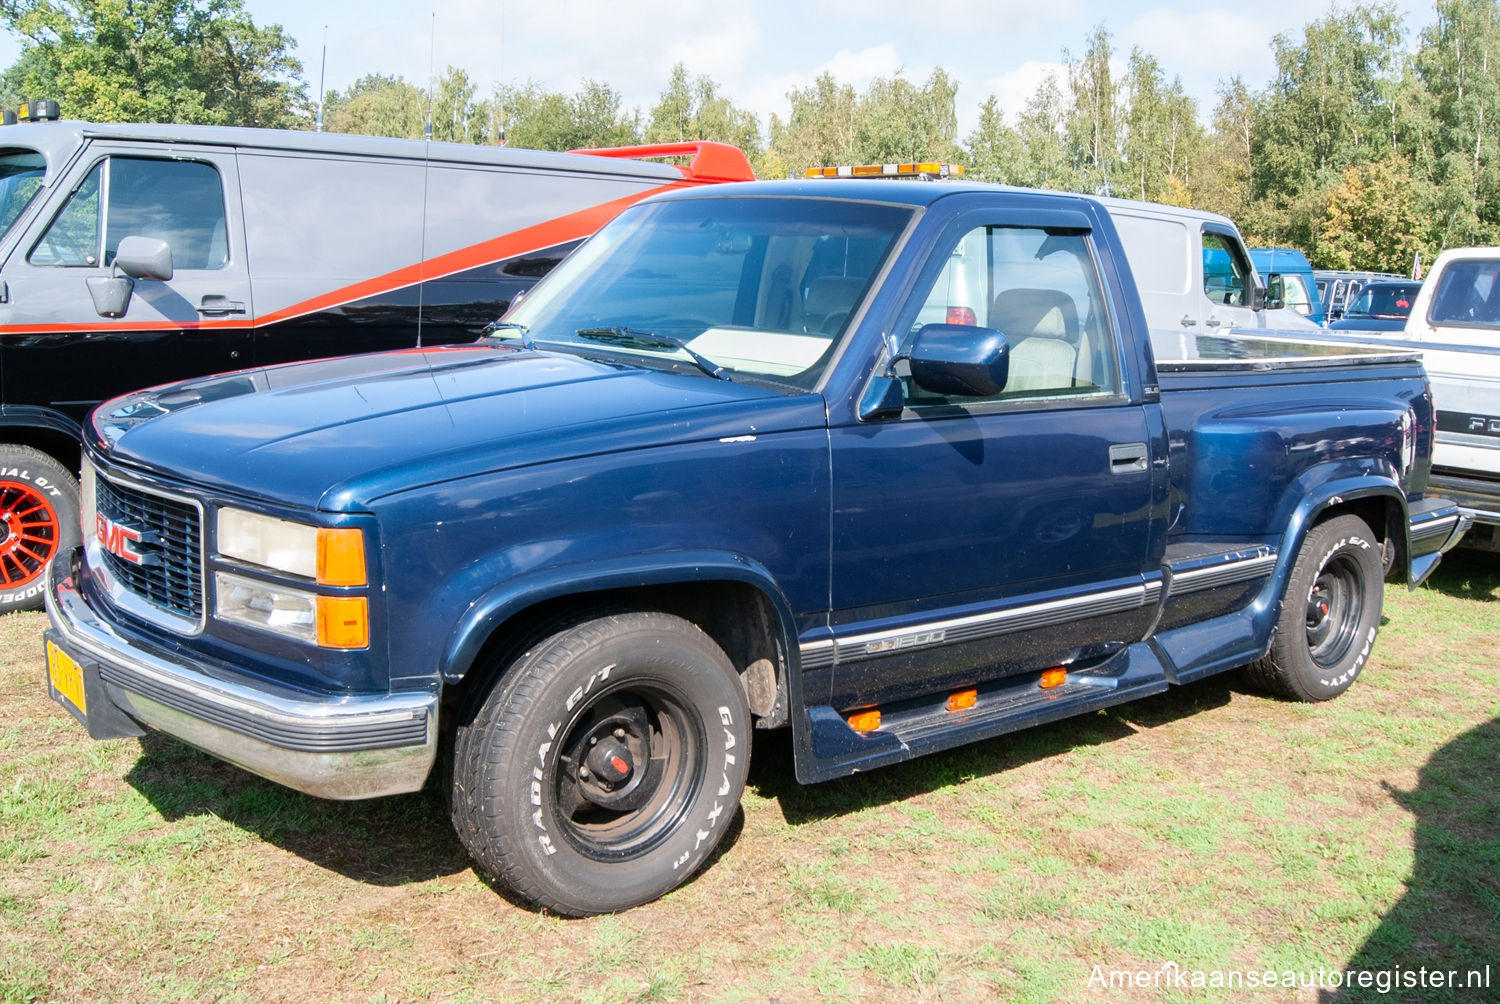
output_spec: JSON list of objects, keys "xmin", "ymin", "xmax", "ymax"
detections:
[{"xmin": 44, "ymin": 180, "xmax": 1469, "ymax": 915}]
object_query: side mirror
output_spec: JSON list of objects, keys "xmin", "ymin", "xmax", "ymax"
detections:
[
  {"xmin": 1255, "ymin": 273, "xmax": 1285, "ymax": 311},
  {"xmin": 87, "ymin": 236, "xmax": 174, "ymax": 318},
  {"xmin": 114, "ymin": 236, "xmax": 173, "ymax": 281},
  {"xmin": 909, "ymin": 323, "xmax": 1010, "ymax": 397}
]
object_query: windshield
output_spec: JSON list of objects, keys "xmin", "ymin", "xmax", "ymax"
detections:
[
  {"xmin": 1345, "ymin": 282, "xmax": 1421, "ymax": 320},
  {"xmin": 0, "ymin": 150, "xmax": 45, "ymax": 240},
  {"xmin": 497, "ymin": 196, "xmax": 913, "ymax": 389}
]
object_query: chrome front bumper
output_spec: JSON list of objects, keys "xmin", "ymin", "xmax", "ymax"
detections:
[{"xmin": 45, "ymin": 550, "xmax": 437, "ymax": 800}]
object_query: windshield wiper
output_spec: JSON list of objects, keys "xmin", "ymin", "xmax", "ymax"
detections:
[
  {"xmin": 482, "ymin": 320, "xmax": 534, "ymax": 350},
  {"xmin": 574, "ymin": 327, "xmax": 731, "ymax": 381}
]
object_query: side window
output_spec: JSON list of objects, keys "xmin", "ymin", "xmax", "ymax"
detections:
[
  {"xmin": 1281, "ymin": 275, "xmax": 1313, "ymax": 315},
  {"xmin": 903, "ymin": 224, "xmax": 1120, "ymax": 407},
  {"xmin": 1429, "ymin": 260, "xmax": 1500, "ymax": 327},
  {"xmin": 29, "ymin": 157, "xmax": 228, "ymax": 269},
  {"xmin": 1202, "ymin": 231, "xmax": 1252, "ymax": 306}
]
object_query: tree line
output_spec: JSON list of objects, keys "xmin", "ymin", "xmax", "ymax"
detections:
[{"xmin": 2, "ymin": 0, "xmax": 1498, "ymax": 272}]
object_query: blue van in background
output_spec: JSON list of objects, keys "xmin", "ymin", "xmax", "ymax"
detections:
[{"xmin": 1249, "ymin": 247, "xmax": 1324, "ymax": 325}]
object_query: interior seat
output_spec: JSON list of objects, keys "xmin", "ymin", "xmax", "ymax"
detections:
[{"xmin": 988, "ymin": 288, "xmax": 1082, "ymax": 392}]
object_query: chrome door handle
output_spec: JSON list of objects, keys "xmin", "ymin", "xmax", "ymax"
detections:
[
  {"xmin": 1204, "ymin": 316, "xmax": 1224, "ymax": 329},
  {"xmin": 1179, "ymin": 314, "xmax": 1197, "ymax": 327}
]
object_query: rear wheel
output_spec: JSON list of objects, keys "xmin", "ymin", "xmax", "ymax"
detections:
[
  {"xmin": 0, "ymin": 446, "xmax": 79, "ymax": 612},
  {"xmin": 451, "ymin": 612, "xmax": 751, "ymax": 915},
  {"xmin": 1245, "ymin": 514, "xmax": 1382, "ymax": 701}
]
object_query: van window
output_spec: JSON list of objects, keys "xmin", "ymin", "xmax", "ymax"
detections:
[
  {"xmin": 1202, "ymin": 230, "xmax": 1252, "ymax": 306},
  {"xmin": 0, "ymin": 150, "xmax": 45, "ymax": 241},
  {"xmin": 29, "ymin": 157, "xmax": 228, "ymax": 269},
  {"xmin": 1109, "ymin": 214, "xmax": 1189, "ymax": 294},
  {"xmin": 1281, "ymin": 274, "xmax": 1314, "ymax": 315},
  {"xmin": 903, "ymin": 225, "xmax": 1120, "ymax": 406},
  {"xmin": 1428, "ymin": 259, "xmax": 1500, "ymax": 327}
]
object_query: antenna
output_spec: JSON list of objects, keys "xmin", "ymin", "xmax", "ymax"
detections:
[
  {"xmin": 424, "ymin": 12, "xmax": 435, "ymax": 142},
  {"xmin": 314, "ymin": 26, "xmax": 327, "ymax": 132}
]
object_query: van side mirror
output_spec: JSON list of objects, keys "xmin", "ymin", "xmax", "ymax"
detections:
[
  {"xmin": 86, "ymin": 236, "xmax": 174, "ymax": 318},
  {"xmin": 1255, "ymin": 273, "xmax": 1285, "ymax": 312},
  {"xmin": 908, "ymin": 323, "xmax": 1010, "ymax": 397},
  {"xmin": 114, "ymin": 236, "xmax": 173, "ymax": 281}
]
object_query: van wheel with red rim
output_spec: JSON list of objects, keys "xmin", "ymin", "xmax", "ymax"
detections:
[
  {"xmin": 450, "ymin": 611, "xmax": 751, "ymax": 916},
  {"xmin": 0, "ymin": 446, "xmax": 80, "ymax": 612}
]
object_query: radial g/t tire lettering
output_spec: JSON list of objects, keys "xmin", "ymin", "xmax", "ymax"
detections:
[
  {"xmin": 0, "ymin": 445, "xmax": 80, "ymax": 612},
  {"xmin": 1244, "ymin": 514, "xmax": 1383, "ymax": 702},
  {"xmin": 451, "ymin": 611, "xmax": 751, "ymax": 915}
]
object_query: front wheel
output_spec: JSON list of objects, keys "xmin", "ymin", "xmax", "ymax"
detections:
[
  {"xmin": 1244, "ymin": 514, "xmax": 1383, "ymax": 701},
  {"xmin": 451, "ymin": 612, "xmax": 751, "ymax": 915},
  {"xmin": 0, "ymin": 445, "xmax": 80, "ymax": 612}
]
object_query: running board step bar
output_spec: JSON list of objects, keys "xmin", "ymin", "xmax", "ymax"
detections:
[{"xmin": 793, "ymin": 641, "xmax": 1171, "ymax": 784}]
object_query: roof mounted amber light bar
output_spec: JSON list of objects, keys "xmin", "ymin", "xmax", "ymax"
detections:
[
  {"xmin": 568, "ymin": 141, "xmax": 756, "ymax": 184},
  {"xmin": 2, "ymin": 99, "xmax": 61, "ymax": 125},
  {"xmin": 805, "ymin": 162, "xmax": 964, "ymax": 180}
]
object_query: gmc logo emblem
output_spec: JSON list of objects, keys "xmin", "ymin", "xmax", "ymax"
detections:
[{"xmin": 96, "ymin": 514, "xmax": 144, "ymax": 565}]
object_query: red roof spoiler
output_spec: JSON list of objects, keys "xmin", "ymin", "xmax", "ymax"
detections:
[{"xmin": 568, "ymin": 141, "xmax": 755, "ymax": 183}]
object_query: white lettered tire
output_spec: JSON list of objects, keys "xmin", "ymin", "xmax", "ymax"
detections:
[
  {"xmin": 0, "ymin": 445, "xmax": 80, "ymax": 612},
  {"xmin": 1245, "ymin": 514, "xmax": 1383, "ymax": 701},
  {"xmin": 451, "ymin": 612, "xmax": 751, "ymax": 915}
]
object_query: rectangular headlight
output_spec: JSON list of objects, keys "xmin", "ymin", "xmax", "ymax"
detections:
[
  {"xmin": 215, "ymin": 570, "xmax": 317, "ymax": 643},
  {"xmin": 219, "ymin": 508, "xmax": 318, "ymax": 578},
  {"xmin": 214, "ymin": 571, "xmax": 369, "ymax": 649},
  {"xmin": 217, "ymin": 508, "xmax": 366, "ymax": 586}
]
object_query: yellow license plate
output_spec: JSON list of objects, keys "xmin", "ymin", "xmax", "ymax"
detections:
[{"xmin": 46, "ymin": 639, "xmax": 86, "ymax": 715}]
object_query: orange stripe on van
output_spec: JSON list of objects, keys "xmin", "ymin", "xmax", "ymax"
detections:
[{"xmin": 0, "ymin": 179, "xmax": 691, "ymax": 336}]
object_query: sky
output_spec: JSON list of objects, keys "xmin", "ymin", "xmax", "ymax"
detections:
[{"xmin": 0, "ymin": 0, "xmax": 1443, "ymax": 138}]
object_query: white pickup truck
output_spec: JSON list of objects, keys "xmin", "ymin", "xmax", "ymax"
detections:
[{"xmin": 1327, "ymin": 246, "xmax": 1500, "ymax": 548}]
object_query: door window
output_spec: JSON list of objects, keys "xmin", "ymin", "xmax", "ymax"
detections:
[
  {"xmin": 1201, "ymin": 230, "xmax": 1252, "ymax": 306},
  {"xmin": 903, "ymin": 225, "xmax": 1120, "ymax": 406},
  {"xmin": 28, "ymin": 157, "xmax": 228, "ymax": 270}
]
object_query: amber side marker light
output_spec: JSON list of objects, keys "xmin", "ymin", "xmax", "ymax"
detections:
[
  {"xmin": 1040, "ymin": 668, "xmax": 1068, "ymax": 689},
  {"xmin": 947, "ymin": 688, "xmax": 978, "ymax": 711},
  {"xmin": 846, "ymin": 709, "xmax": 882, "ymax": 732},
  {"xmin": 316, "ymin": 596, "xmax": 369, "ymax": 649}
]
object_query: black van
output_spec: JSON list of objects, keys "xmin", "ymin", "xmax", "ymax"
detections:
[{"xmin": 0, "ymin": 107, "xmax": 751, "ymax": 607}]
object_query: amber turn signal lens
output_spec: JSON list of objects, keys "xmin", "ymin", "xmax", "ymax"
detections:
[
  {"xmin": 1040, "ymin": 667, "xmax": 1067, "ymax": 689},
  {"xmin": 947, "ymin": 688, "xmax": 978, "ymax": 711},
  {"xmin": 845, "ymin": 709, "xmax": 882, "ymax": 732},
  {"xmin": 316, "ymin": 527, "xmax": 367, "ymax": 586},
  {"xmin": 316, "ymin": 595, "xmax": 369, "ymax": 649}
]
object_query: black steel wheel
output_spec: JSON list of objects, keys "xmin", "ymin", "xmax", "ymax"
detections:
[
  {"xmin": 451, "ymin": 612, "xmax": 751, "ymax": 915},
  {"xmin": 1244, "ymin": 514, "xmax": 1383, "ymax": 701}
]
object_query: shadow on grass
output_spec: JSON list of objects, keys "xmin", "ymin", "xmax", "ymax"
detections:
[
  {"xmin": 1330, "ymin": 717, "xmax": 1500, "ymax": 1003},
  {"xmin": 124, "ymin": 732, "xmax": 472, "ymax": 886},
  {"xmin": 1419, "ymin": 549, "xmax": 1500, "ymax": 603},
  {"xmin": 751, "ymin": 675, "xmax": 1238, "ymax": 826}
]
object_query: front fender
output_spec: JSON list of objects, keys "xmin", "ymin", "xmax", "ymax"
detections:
[{"xmin": 438, "ymin": 549, "xmax": 802, "ymax": 684}]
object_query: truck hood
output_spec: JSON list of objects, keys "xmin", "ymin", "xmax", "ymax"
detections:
[{"xmin": 92, "ymin": 345, "xmax": 826, "ymax": 511}]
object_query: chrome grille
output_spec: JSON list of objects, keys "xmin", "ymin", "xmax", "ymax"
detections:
[{"xmin": 95, "ymin": 471, "xmax": 203, "ymax": 618}]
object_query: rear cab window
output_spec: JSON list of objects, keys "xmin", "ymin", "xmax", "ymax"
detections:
[{"xmin": 1428, "ymin": 259, "xmax": 1500, "ymax": 329}]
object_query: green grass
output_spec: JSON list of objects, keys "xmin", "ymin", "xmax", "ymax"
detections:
[{"xmin": 1, "ymin": 552, "xmax": 1496, "ymax": 1001}]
